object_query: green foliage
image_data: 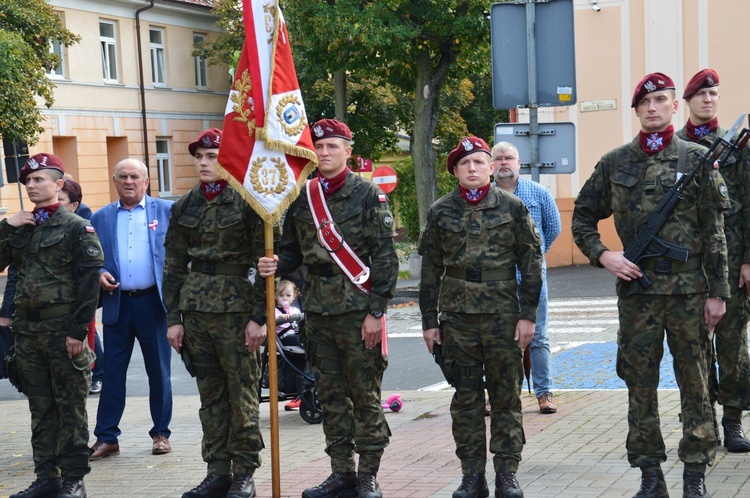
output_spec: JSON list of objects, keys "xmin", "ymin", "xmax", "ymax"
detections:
[
  {"xmin": 0, "ymin": 0, "xmax": 79, "ymax": 144},
  {"xmin": 391, "ymin": 157, "xmax": 455, "ymax": 241}
]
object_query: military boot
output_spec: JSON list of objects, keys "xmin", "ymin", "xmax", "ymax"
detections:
[
  {"xmin": 357, "ymin": 472, "xmax": 382, "ymax": 498},
  {"xmin": 633, "ymin": 468, "xmax": 668, "ymax": 498},
  {"xmin": 452, "ymin": 473, "xmax": 489, "ymax": 498},
  {"xmin": 9, "ymin": 477, "xmax": 62, "ymax": 498},
  {"xmin": 227, "ymin": 473, "xmax": 255, "ymax": 498},
  {"xmin": 301, "ymin": 472, "xmax": 358, "ymax": 498},
  {"xmin": 683, "ymin": 470, "xmax": 710, "ymax": 498},
  {"xmin": 722, "ymin": 417, "xmax": 750, "ymax": 453},
  {"xmin": 57, "ymin": 478, "xmax": 86, "ymax": 498},
  {"xmin": 494, "ymin": 472, "xmax": 523, "ymax": 498},
  {"xmin": 182, "ymin": 474, "xmax": 232, "ymax": 498}
]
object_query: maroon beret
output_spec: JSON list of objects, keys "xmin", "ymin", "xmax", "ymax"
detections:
[
  {"xmin": 683, "ymin": 69, "xmax": 720, "ymax": 99},
  {"xmin": 188, "ymin": 128, "xmax": 222, "ymax": 156},
  {"xmin": 19, "ymin": 153, "xmax": 65, "ymax": 184},
  {"xmin": 446, "ymin": 137, "xmax": 491, "ymax": 175},
  {"xmin": 631, "ymin": 72, "xmax": 676, "ymax": 107},
  {"xmin": 311, "ymin": 118, "xmax": 353, "ymax": 142}
]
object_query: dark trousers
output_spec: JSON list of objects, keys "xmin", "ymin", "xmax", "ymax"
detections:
[
  {"xmin": 92, "ymin": 331, "xmax": 104, "ymax": 383},
  {"xmin": 94, "ymin": 291, "xmax": 172, "ymax": 443}
]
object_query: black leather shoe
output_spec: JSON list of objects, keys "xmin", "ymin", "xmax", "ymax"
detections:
[
  {"xmin": 453, "ymin": 473, "xmax": 489, "ymax": 498},
  {"xmin": 495, "ymin": 472, "xmax": 523, "ymax": 498},
  {"xmin": 683, "ymin": 470, "xmax": 710, "ymax": 498},
  {"xmin": 358, "ymin": 472, "xmax": 381, "ymax": 498},
  {"xmin": 10, "ymin": 477, "xmax": 62, "ymax": 498},
  {"xmin": 57, "ymin": 478, "xmax": 86, "ymax": 498},
  {"xmin": 226, "ymin": 473, "xmax": 255, "ymax": 498},
  {"xmin": 722, "ymin": 417, "xmax": 750, "ymax": 453},
  {"xmin": 633, "ymin": 468, "xmax": 668, "ymax": 498},
  {"xmin": 302, "ymin": 472, "xmax": 358, "ymax": 498},
  {"xmin": 182, "ymin": 474, "xmax": 232, "ymax": 498}
]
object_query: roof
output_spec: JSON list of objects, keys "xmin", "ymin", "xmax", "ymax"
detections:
[{"xmin": 166, "ymin": 0, "xmax": 214, "ymax": 8}]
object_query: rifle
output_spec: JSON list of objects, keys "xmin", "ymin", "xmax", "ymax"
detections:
[{"xmin": 623, "ymin": 112, "xmax": 750, "ymax": 288}]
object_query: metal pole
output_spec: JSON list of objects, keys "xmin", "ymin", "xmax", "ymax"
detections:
[{"xmin": 525, "ymin": 0, "xmax": 541, "ymax": 183}]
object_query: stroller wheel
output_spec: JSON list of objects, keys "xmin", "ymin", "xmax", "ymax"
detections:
[{"xmin": 299, "ymin": 387, "xmax": 323, "ymax": 424}]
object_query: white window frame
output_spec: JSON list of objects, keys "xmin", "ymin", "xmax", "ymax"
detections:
[
  {"xmin": 193, "ymin": 33, "xmax": 208, "ymax": 89},
  {"xmin": 47, "ymin": 39, "xmax": 65, "ymax": 78},
  {"xmin": 150, "ymin": 27, "xmax": 166, "ymax": 87},
  {"xmin": 100, "ymin": 20, "xmax": 119, "ymax": 83},
  {"xmin": 156, "ymin": 138, "xmax": 172, "ymax": 195}
]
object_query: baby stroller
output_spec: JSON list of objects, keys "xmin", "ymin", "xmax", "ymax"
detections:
[{"xmin": 259, "ymin": 311, "xmax": 323, "ymax": 424}]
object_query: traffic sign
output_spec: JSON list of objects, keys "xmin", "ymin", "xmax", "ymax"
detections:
[
  {"xmin": 371, "ymin": 166, "xmax": 398, "ymax": 194},
  {"xmin": 494, "ymin": 122, "xmax": 576, "ymax": 174}
]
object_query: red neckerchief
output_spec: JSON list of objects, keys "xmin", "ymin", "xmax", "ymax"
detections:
[
  {"xmin": 686, "ymin": 117, "xmax": 719, "ymax": 142},
  {"xmin": 32, "ymin": 203, "xmax": 61, "ymax": 226},
  {"xmin": 201, "ymin": 179, "xmax": 227, "ymax": 201},
  {"xmin": 318, "ymin": 169, "xmax": 347, "ymax": 198},
  {"xmin": 639, "ymin": 125, "xmax": 674, "ymax": 156},
  {"xmin": 459, "ymin": 184, "xmax": 490, "ymax": 205}
]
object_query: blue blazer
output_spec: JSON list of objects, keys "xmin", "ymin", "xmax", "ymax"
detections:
[{"xmin": 91, "ymin": 195, "xmax": 174, "ymax": 325}]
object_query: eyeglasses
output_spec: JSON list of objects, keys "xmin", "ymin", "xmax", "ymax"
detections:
[{"xmin": 492, "ymin": 156, "xmax": 518, "ymax": 162}]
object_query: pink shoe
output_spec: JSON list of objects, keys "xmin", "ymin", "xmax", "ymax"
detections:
[{"xmin": 285, "ymin": 398, "xmax": 301, "ymax": 411}]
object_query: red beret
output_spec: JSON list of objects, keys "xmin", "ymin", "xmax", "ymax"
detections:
[
  {"xmin": 188, "ymin": 128, "xmax": 222, "ymax": 156},
  {"xmin": 19, "ymin": 153, "xmax": 65, "ymax": 184},
  {"xmin": 683, "ymin": 69, "xmax": 720, "ymax": 99},
  {"xmin": 311, "ymin": 118, "xmax": 353, "ymax": 142},
  {"xmin": 631, "ymin": 72, "xmax": 676, "ymax": 107},
  {"xmin": 446, "ymin": 137, "xmax": 491, "ymax": 175}
]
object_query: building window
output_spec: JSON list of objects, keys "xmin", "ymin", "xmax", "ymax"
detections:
[
  {"xmin": 100, "ymin": 20, "xmax": 119, "ymax": 82},
  {"xmin": 193, "ymin": 33, "xmax": 208, "ymax": 89},
  {"xmin": 47, "ymin": 39, "xmax": 65, "ymax": 78},
  {"xmin": 150, "ymin": 27, "xmax": 166, "ymax": 87},
  {"xmin": 156, "ymin": 138, "xmax": 172, "ymax": 195}
]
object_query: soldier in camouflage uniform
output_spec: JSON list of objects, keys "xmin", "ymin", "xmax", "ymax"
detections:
[
  {"xmin": 677, "ymin": 68, "xmax": 750, "ymax": 453},
  {"xmin": 572, "ymin": 73, "xmax": 730, "ymax": 498},
  {"xmin": 419, "ymin": 137, "xmax": 543, "ymax": 498},
  {"xmin": 258, "ymin": 118, "xmax": 399, "ymax": 498},
  {"xmin": 163, "ymin": 129, "xmax": 266, "ymax": 498},
  {"xmin": 0, "ymin": 154, "xmax": 103, "ymax": 498}
]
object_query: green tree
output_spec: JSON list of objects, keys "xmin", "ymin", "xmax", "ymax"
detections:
[{"xmin": 0, "ymin": 0, "xmax": 79, "ymax": 145}]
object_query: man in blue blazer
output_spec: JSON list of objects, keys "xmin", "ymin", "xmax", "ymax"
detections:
[{"xmin": 89, "ymin": 158, "xmax": 174, "ymax": 460}]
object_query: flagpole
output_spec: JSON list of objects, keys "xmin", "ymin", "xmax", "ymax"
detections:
[{"xmin": 264, "ymin": 221, "xmax": 281, "ymax": 498}]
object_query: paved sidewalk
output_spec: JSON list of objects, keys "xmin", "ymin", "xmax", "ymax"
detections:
[{"xmin": 2, "ymin": 389, "xmax": 750, "ymax": 497}]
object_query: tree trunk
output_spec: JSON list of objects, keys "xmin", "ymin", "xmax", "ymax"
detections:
[{"xmin": 334, "ymin": 71, "xmax": 348, "ymax": 122}]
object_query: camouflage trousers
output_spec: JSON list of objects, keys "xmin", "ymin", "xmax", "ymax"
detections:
[
  {"xmin": 305, "ymin": 310, "xmax": 389, "ymax": 474},
  {"xmin": 15, "ymin": 331, "xmax": 93, "ymax": 478},
  {"xmin": 713, "ymin": 258, "xmax": 750, "ymax": 418},
  {"xmin": 440, "ymin": 311, "xmax": 525, "ymax": 475},
  {"xmin": 183, "ymin": 312, "xmax": 263, "ymax": 475},
  {"xmin": 616, "ymin": 293, "xmax": 717, "ymax": 468}
]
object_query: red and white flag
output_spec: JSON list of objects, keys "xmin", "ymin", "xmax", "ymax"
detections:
[{"xmin": 218, "ymin": 0, "xmax": 317, "ymax": 224}]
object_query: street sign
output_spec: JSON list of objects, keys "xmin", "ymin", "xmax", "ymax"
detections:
[
  {"xmin": 371, "ymin": 166, "xmax": 398, "ymax": 194},
  {"xmin": 490, "ymin": 0, "xmax": 577, "ymax": 109},
  {"xmin": 355, "ymin": 156, "xmax": 373, "ymax": 172},
  {"xmin": 494, "ymin": 122, "xmax": 577, "ymax": 175}
]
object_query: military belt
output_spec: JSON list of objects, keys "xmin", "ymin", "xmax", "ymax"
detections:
[
  {"xmin": 15, "ymin": 303, "xmax": 74, "ymax": 321},
  {"xmin": 121, "ymin": 285, "xmax": 157, "ymax": 298},
  {"xmin": 641, "ymin": 254, "xmax": 702, "ymax": 275},
  {"xmin": 444, "ymin": 267, "xmax": 515, "ymax": 283},
  {"xmin": 190, "ymin": 261, "xmax": 249, "ymax": 277},
  {"xmin": 306, "ymin": 264, "xmax": 342, "ymax": 277}
]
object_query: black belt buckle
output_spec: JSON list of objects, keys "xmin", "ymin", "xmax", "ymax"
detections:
[
  {"xmin": 654, "ymin": 260, "xmax": 672, "ymax": 274},
  {"xmin": 202, "ymin": 263, "xmax": 216, "ymax": 275},
  {"xmin": 466, "ymin": 269, "xmax": 482, "ymax": 283},
  {"xmin": 318, "ymin": 264, "xmax": 334, "ymax": 277}
]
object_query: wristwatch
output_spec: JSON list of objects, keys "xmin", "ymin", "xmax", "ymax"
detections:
[
  {"xmin": 369, "ymin": 309, "xmax": 385, "ymax": 319},
  {"xmin": 712, "ymin": 296, "xmax": 725, "ymax": 303}
]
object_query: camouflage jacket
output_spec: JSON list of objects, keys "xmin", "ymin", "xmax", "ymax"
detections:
[
  {"xmin": 0, "ymin": 206, "xmax": 103, "ymax": 340},
  {"xmin": 677, "ymin": 125, "xmax": 750, "ymax": 261},
  {"xmin": 162, "ymin": 183, "xmax": 266, "ymax": 326},
  {"xmin": 276, "ymin": 172, "xmax": 399, "ymax": 315},
  {"xmin": 572, "ymin": 135, "xmax": 730, "ymax": 298},
  {"xmin": 418, "ymin": 186, "xmax": 543, "ymax": 329}
]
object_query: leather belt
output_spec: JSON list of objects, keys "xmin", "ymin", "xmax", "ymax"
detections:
[
  {"xmin": 307, "ymin": 264, "xmax": 342, "ymax": 277},
  {"xmin": 121, "ymin": 285, "xmax": 158, "ymax": 298},
  {"xmin": 641, "ymin": 255, "xmax": 702, "ymax": 275},
  {"xmin": 190, "ymin": 261, "xmax": 249, "ymax": 277},
  {"xmin": 445, "ymin": 267, "xmax": 515, "ymax": 283},
  {"xmin": 15, "ymin": 303, "xmax": 74, "ymax": 321}
]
